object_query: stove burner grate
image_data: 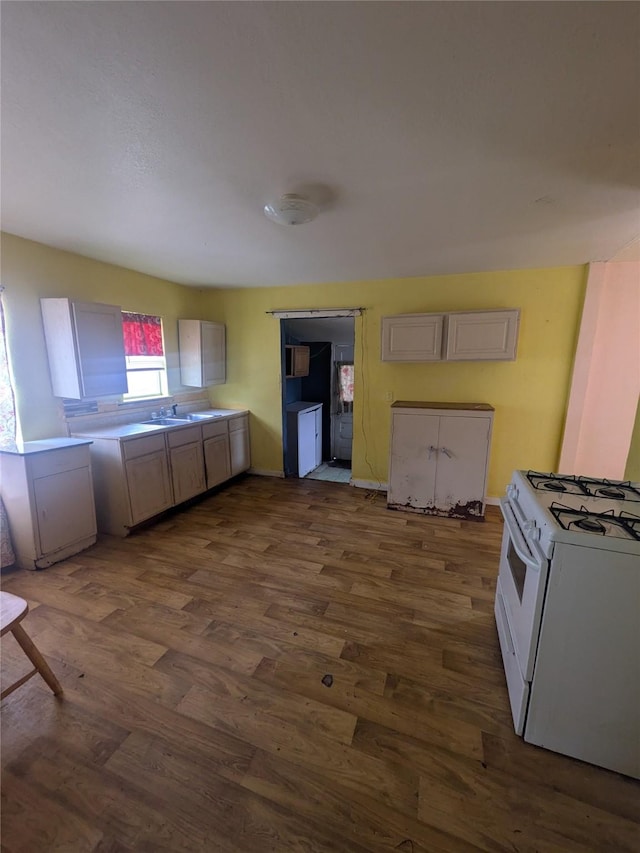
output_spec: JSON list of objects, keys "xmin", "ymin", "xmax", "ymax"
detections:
[
  {"xmin": 543, "ymin": 481, "xmax": 567, "ymax": 492},
  {"xmin": 526, "ymin": 471, "xmax": 640, "ymax": 501},
  {"xmin": 574, "ymin": 517, "xmax": 606, "ymax": 534},
  {"xmin": 597, "ymin": 487, "xmax": 626, "ymax": 499},
  {"xmin": 549, "ymin": 503, "xmax": 640, "ymax": 541}
]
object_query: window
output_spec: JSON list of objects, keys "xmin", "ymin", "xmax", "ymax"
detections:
[{"xmin": 122, "ymin": 312, "xmax": 168, "ymax": 400}]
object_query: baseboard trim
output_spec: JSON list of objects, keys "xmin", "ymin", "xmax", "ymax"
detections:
[
  {"xmin": 351, "ymin": 479, "xmax": 388, "ymax": 492},
  {"xmin": 485, "ymin": 496, "xmax": 500, "ymax": 506},
  {"xmin": 248, "ymin": 468, "xmax": 285, "ymax": 478}
]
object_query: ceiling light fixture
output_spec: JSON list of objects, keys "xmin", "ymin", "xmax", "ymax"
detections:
[{"xmin": 263, "ymin": 193, "xmax": 318, "ymax": 226}]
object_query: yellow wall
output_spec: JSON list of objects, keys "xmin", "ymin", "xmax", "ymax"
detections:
[
  {"xmin": 1, "ymin": 232, "xmax": 586, "ymax": 495},
  {"xmin": 625, "ymin": 398, "xmax": 640, "ymax": 481},
  {"xmin": 204, "ymin": 266, "xmax": 586, "ymax": 496},
  {"xmin": 1, "ymin": 233, "xmax": 205, "ymax": 440}
]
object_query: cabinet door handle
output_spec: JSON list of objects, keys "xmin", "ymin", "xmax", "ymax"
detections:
[
  {"xmin": 428, "ymin": 445, "xmax": 438, "ymax": 459},
  {"xmin": 440, "ymin": 446, "xmax": 453, "ymax": 458}
]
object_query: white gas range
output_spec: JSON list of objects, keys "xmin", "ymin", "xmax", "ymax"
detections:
[{"xmin": 495, "ymin": 469, "xmax": 640, "ymax": 779}]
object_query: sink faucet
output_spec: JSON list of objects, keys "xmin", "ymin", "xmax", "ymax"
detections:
[{"xmin": 171, "ymin": 403, "xmax": 178, "ymax": 416}]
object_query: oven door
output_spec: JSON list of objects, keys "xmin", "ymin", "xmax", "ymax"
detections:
[{"xmin": 497, "ymin": 496, "xmax": 549, "ymax": 682}]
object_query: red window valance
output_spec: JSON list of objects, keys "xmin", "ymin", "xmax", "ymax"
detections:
[{"xmin": 122, "ymin": 312, "xmax": 164, "ymax": 356}]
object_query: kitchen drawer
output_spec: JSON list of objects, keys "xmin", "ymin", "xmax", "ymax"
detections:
[
  {"xmin": 167, "ymin": 424, "xmax": 202, "ymax": 448},
  {"xmin": 201, "ymin": 420, "xmax": 228, "ymax": 440},
  {"xmin": 29, "ymin": 445, "xmax": 90, "ymax": 479},
  {"xmin": 122, "ymin": 433, "xmax": 166, "ymax": 460},
  {"xmin": 228, "ymin": 415, "xmax": 248, "ymax": 432}
]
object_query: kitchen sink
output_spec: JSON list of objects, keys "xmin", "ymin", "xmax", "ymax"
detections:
[{"xmin": 140, "ymin": 418, "xmax": 191, "ymax": 426}]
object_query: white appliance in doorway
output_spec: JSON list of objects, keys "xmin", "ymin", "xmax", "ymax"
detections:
[
  {"xmin": 286, "ymin": 402, "xmax": 323, "ymax": 477},
  {"xmin": 495, "ymin": 470, "xmax": 640, "ymax": 779}
]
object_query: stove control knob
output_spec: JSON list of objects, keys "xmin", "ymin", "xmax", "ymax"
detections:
[{"xmin": 507, "ymin": 484, "xmax": 518, "ymax": 500}]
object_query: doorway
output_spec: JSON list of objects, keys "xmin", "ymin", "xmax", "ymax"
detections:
[{"xmin": 281, "ymin": 316, "xmax": 356, "ymax": 482}]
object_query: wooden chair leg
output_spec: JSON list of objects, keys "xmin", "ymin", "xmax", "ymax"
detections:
[{"xmin": 11, "ymin": 623, "xmax": 63, "ymax": 696}]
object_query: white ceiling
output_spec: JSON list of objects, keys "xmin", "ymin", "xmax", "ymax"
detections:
[{"xmin": 2, "ymin": 1, "xmax": 639, "ymax": 288}]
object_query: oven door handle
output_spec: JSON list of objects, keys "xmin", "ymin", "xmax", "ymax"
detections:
[{"xmin": 500, "ymin": 497, "xmax": 543, "ymax": 572}]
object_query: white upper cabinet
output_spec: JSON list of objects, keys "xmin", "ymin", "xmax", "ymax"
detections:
[
  {"xmin": 41, "ymin": 298, "xmax": 128, "ymax": 399},
  {"xmin": 445, "ymin": 309, "xmax": 520, "ymax": 361},
  {"xmin": 381, "ymin": 313, "xmax": 444, "ymax": 362},
  {"xmin": 179, "ymin": 319, "xmax": 226, "ymax": 387},
  {"xmin": 381, "ymin": 308, "xmax": 520, "ymax": 362}
]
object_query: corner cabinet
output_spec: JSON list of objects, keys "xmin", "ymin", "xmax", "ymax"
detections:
[
  {"xmin": 0, "ymin": 440, "xmax": 97, "ymax": 569},
  {"xmin": 179, "ymin": 319, "xmax": 226, "ymax": 387},
  {"xmin": 41, "ymin": 298, "xmax": 128, "ymax": 399},
  {"xmin": 388, "ymin": 402, "xmax": 494, "ymax": 520}
]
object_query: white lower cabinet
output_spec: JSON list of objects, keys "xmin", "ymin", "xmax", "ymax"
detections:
[
  {"xmin": 229, "ymin": 415, "xmax": 251, "ymax": 476},
  {"xmin": 204, "ymin": 434, "xmax": 231, "ymax": 488},
  {"xmin": 202, "ymin": 419, "xmax": 232, "ymax": 488},
  {"xmin": 388, "ymin": 402, "xmax": 494, "ymax": 519},
  {"xmin": 125, "ymin": 451, "xmax": 173, "ymax": 525},
  {"xmin": 0, "ymin": 441, "xmax": 97, "ymax": 569},
  {"xmin": 75, "ymin": 411, "xmax": 250, "ymax": 536},
  {"xmin": 167, "ymin": 425, "xmax": 206, "ymax": 504}
]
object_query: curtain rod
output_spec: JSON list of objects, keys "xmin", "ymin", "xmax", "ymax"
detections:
[{"xmin": 266, "ymin": 308, "xmax": 363, "ymax": 318}]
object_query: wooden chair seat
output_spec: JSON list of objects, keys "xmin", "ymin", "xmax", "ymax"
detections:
[{"xmin": 0, "ymin": 591, "xmax": 63, "ymax": 700}]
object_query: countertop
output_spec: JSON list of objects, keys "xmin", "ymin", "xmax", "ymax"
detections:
[
  {"xmin": 391, "ymin": 401, "xmax": 494, "ymax": 411},
  {"xmin": 71, "ymin": 408, "xmax": 248, "ymax": 440},
  {"xmin": 0, "ymin": 437, "xmax": 93, "ymax": 456}
]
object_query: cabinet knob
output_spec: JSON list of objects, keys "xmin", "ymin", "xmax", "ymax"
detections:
[{"xmin": 440, "ymin": 447, "xmax": 453, "ymax": 458}]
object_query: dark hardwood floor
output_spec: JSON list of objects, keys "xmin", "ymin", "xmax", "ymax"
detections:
[{"xmin": 1, "ymin": 475, "xmax": 638, "ymax": 851}]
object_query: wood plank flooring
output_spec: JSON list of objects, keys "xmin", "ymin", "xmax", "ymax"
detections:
[{"xmin": 1, "ymin": 475, "xmax": 638, "ymax": 852}]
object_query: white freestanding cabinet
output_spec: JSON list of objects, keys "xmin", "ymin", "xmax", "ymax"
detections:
[
  {"xmin": 381, "ymin": 314, "xmax": 444, "ymax": 362},
  {"xmin": 388, "ymin": 402, "xmax": 494, "ymax": 520},
  {"xmin": 446, "ymin": 310, "xmax": 520, "ymax": 361},
  {"xmin": 40, "ymin": 298, "xmax": 128, "ymax": 399},
  {"xmin": 179, "ymin": 320, "xmax": 226, "ymax": 387},
  {"xmin": 286, "ymin": 403, "xmax": 322, "ymax": 477},
  {"xmin": 0, "ymin": 439, "xmax": 97, "ymax": 569}
]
